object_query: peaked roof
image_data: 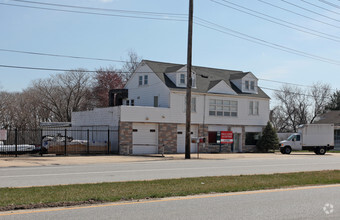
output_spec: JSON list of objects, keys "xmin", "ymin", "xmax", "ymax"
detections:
[
  {"xmin": 314, "ymin": 110, "xmax": 340, "ymax": 125},
  {"xmin": 142, "ymin": 60, "xmax": 270, "ymax": 99}
]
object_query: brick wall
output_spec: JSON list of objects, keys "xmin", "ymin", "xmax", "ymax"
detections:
[
  {"xmin": 119, "ymin": 122, "xmax": 132, "ymax": 155},
  {"xmin": 158, "ymin": 123, "xmax": 177, "ymax": 153}
]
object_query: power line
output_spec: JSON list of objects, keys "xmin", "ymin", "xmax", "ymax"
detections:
[
  {"xmin": 0, "ymin": 64, "xmax": 169, "ymax": 74},
  {"xmin": 281, "ymin": 0, "xmax": 340, "ymax": 22},
  {"xmin": 0, "ymin": 63, "xmax": 337, "ymax": 92},
  {"xmin": 210, "ymin": 0, "xmax": 340, "ymax": 42},
  {"xmin": 0, "ymin": 64, "xmax": 95, "ymax": 72},
  {"xmin": 300, "ymin": 0, "xmax": 340, "ymax": 16},
  {"xmin": 3, "ymin": 1, "xmax": 340, "ymax": 66},
  {"xmin": 319, "ymin": 0, "xmax": 340, "ymax": 9},
  {"xmin": 259, "ymin": 78, "xmax": 313, "ymax": 88},
  {"xmin": 10, "ymin": 0, "xmax": 187, "ymax": 17},
  {"xmin": 195, "ymin": 18, "xmax": 340, "ymax": 66},
  {"xmin": 258, "ymin": 0, "xmax": 340, "ymax": 29},
  {"xmin": 0, "ymin": 48, "xmax": 128, "ymax": 63},
  {"xmin": 261, "ymin": 86, "xmax": 314, "ymax": 97},
  {"xmin": 0, "ymin": 48, "xmax": 333, "ymax": 89},
  {"xmin": 0, "ymin": 2, "xmax": 187, "ymax": 22}
]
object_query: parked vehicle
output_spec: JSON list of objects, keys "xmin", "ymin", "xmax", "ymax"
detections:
[
  {"xmin": 0, "ymin": 144, "xmax": 39, "ymax": 154},
  {"xmin": 280, "ymin": 124, "xmax": 334, "ymax": 155}
]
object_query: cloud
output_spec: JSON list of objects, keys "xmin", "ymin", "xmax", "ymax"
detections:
[{"xmin": 99, "ymin": 0, "xmax": 114, "ymax": 2}]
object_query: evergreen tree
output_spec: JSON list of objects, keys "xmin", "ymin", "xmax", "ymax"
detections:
[
  {"xmin": 257, "ymin": 122, "xmax": 279, "ymax": 152},
  {"xmin": 326, "ymin": 90, "xmax": 340, "ymax": 110}
]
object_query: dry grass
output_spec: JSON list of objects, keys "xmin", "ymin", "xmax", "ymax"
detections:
[{"xmin": 1, "ymin": 170, "xmax": 339, "ymax": 211}]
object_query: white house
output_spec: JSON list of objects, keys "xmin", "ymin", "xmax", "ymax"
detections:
[{"xmin": 72, "ymin": 60, "xmax": 270, "ymax": 154}]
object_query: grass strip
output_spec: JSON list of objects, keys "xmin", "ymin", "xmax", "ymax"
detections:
[{"xmin": 1, "ymin": 170, "xmax": 340, "ymax": 211}]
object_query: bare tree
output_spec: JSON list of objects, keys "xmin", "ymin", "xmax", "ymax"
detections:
[
  {"xmin": 0, "ymin": 91, "xmax": 42, "ymax": 129},
  {"xmin": 121, "ymin": 50, "xmax": 142, "ymax": 82},
  {"xmin": 30, "ymin": 70, "xmax": 94, "ymax": 122},
  {"xmin": 0, "ymin": 91, "xmax": 13, "ymax": 129},
  {"xmin": 309, "ymin": 83, "xmax": 331, "ymax": 123},
  {"xmin": 271, "ymin": 83, "xmax": 332, "ymax": 132}
]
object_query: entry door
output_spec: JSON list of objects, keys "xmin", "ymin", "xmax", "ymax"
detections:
[
  {"xmin": 233, "ymin": 133, "xmax": 241, "ymax": 152},
  {"xmin": 177, "ymin": 125, "xmax": 198, "ymax": 153}
]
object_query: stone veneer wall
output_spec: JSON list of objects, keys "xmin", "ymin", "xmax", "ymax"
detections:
[
  {"xmin": 158, "ymin": 123, "xmax": 177, "ymax": 153},
  {"xmin": 119, "ymin": 122, "xmax": 132, "ymax": 155}
]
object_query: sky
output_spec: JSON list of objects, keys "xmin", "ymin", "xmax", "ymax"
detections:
[{"xmin": 0, "ymin": 0, "xmax": 339, "ymax": 106}]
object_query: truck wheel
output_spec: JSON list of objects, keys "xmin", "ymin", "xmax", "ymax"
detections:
[
  {"xmin": 284, "ymin": 146, "xmax": 291, "ymax": 154},
  {"xmin": 317, "ymin": 147, "xmax": 326, "ymax": 155},
  {"xmin": 314, "ymin": 149, "xmax": 319, "ymax": 155}
]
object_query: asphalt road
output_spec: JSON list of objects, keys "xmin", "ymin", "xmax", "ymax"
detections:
[
  {"xmin": 1, "ymin": 184, "xmax": 339, "ymax": 219},
  {"xmin": 1, "ymin": 154, "xmax": 340, "ymax": 187}
]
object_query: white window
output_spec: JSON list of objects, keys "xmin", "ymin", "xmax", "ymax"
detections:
[
  {"xmin": 250, "ymin": 81, "xmax": 255, "ymax": 90},
  {"xmin": 138, "ymin": 76, "xmax": 143, "ymax": 86},
  {"xmin": 245, "ymin": 80, "xmax": 249, "ymax": 90},
  {"xmin": 180, "ymin": 74, "xmax": 185, "ymax": 84},
  {"xmin": 144, "ymin": 75, "xmax": 148, "ymax": 85},
  {"xmin": 254, "ymin": 101, "xmax": 259, "ymax": 115},
  {"xmin": 209, "ymin": 99, "xmax": 237, "ymax": 117},
  {"xmin": 249, "ymin": 101, "xmax": 259, "ymax": 115},
  {"xmin": 192, "ymin": 73, "xmax": 196, "ymax": 88},
  {"xmin": 191, "ymin": 97, "xmax": 196, "ymax": 112},
  {"xmin": 184, "ymin": 97, "xmax": 196, "ymax": 113}
]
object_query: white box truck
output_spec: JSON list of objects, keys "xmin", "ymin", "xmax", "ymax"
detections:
[{"xmin": 280, "ymin": 124, "xmax": 334, "ymax": 155}]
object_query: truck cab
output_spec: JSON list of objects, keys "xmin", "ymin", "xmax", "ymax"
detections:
[{"xmin": 280, "ymin": 133, "xmax": 302, "ymax": 154}]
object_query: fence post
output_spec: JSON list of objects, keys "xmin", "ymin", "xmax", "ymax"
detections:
[
  {"xmin": 40, "ymin": 129, "xmax": 43, "ymax": 156},
  {"xmin": 107, "ymin": 129, "xmax": 110, "ymax": 155},
  {"xmin": 87, "ymin": 129, "xmax": 90, "ymax": 155},
  {"xmin": 64, "ymin": 129, "xmax": 67, "ymax": 156},
  {"xmin": 15, "ymin": 129, "xmax": 18, "ymax": 157}
]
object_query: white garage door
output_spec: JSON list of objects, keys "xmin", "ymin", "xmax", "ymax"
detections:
[
  {"xmin": 132, "ymin": 123, "xmax": 158, "ymax": 154},
  {"xmin": 177, "ymin": 125, "xmax": 198, "ymax": 153}
]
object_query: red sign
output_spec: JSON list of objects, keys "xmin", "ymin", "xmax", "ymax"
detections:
[{"xmin": 221, "ymin": 131, "xmax": 233, "ymax": 144}]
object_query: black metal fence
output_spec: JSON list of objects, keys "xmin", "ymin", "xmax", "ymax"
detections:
[{"xmin": 0, "ymin": 128, "xmax": 118, "ymax": 157}]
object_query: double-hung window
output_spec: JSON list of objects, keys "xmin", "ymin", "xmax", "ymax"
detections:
[
  {"xmin": 245, "ymin": 80, "xmax": 249, "ymax": 90},
  {"xmin": 249, "ymin": 101, "xmax": 259, "ymax": 115},
  {"xmin": 138, "ymin": 76, "xmax": 143, "ymax": 86},
  {"xmin": 250, "ymin": 81, "xmax": 255, "ymax": 91},
  {"xmin": 184, "ymin": 97, "xmax": 196, "ymax": 112},
  {"xmin": 180, "ymin": 74, "xmax": 185, "ymax": 84},
  {"xmin": 209, "ymin": 99, "xmax": 237, "ymax": 117},
  {"xmin": 144, "ymin": 75, "xmax": 148, "ymax": 85}
]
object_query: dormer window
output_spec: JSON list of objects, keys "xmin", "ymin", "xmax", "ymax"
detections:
[
  {"xmin": 180, "ymin": 74, "xmax": 185, "ymax": 84},
  {"xmin": 250, "ymin": 81, "xmax": 255, "ymax": 90},
  {"xmin": 245, "ymin": 81, "xmax": 249, "ymax": 90}
]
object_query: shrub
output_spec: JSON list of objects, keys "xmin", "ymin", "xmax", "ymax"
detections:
[{"xmin": 257, "ymin": 122, "xmax": 279, "ymax": 152}]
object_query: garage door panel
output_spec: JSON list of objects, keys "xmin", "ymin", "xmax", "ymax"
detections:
[
  {"xmin": 132, "ymin": 123, "xmax": 158, "ymax": 154},
  {"xmin": 132, "ymin": 145, "xmax": 158, "ymax": 155}
]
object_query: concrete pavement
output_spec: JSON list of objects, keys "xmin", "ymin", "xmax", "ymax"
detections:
[
  {"xmin": 1, "ymin": 154, "xmax": 340, "ymax": 187},
  {"xmin": 1, "ymin": 152, "xmax": 340, "ymax": 168}
]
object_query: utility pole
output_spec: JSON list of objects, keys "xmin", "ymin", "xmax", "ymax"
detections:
[{"xmin": 185, "ymin": 0, "xmax": 193, "ymax": 159}]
